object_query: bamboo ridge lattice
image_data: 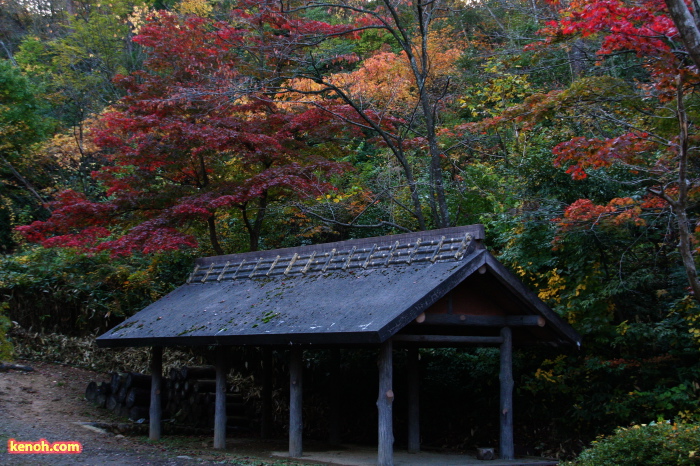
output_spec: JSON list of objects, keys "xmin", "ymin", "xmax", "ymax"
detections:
[{"xmin": 188, "ymin": 234, "xmax": 472, "ymax": 283}]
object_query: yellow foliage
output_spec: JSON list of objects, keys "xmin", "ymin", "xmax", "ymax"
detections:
[
  {"xmin": 459, "ymin": 57, "xmax": 533, "ymax": 118},
  {"xmin": 537, "ymin": 269, "xmax": 566, "ymax": 304},
  {"xmin": 534, "ymin": 355, "xmax": 567, "ymax": 383},
  {"xmin": 38, "ymin": 115, "xmax": 103, "ymax": 172},
  {"xmin": 617, "ymin": 320, "xmax": 629, "ymax": 336},
  {"xmin": 315, "ymin": 186, "xmax": 363, "ymax": 203},
  {"xmin": 127, "ymin": 4, "xmax": 152, "ymax": 34},
  {"xmin": 176, "ymin": 0, "xmax": 213, "ymax": 17},
  {"xmin": 125, "ymin": 270, "xmax": 152, "ymax": 289},
  {"xmin": 687, "ymin": 312, "xmax": 700, "ymax": 343},
  {"xmin": 669, "ymin": 295, "xmax": 700, "ymax": 345}
]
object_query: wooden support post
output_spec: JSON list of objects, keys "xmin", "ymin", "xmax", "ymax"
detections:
[
  {"xmin": 499, "ymin": 327, "xmax": 514, "ymax": 460},
  {"xmin": 149, "ymin": 346, "xmax": 163, "ymax": 441},
  {"xmin": 377, "ymin": 340, "xmax": 394, "ymax": 466},
  {"xmin": 328, "ymin": 349, "xmax": 341, "ymax": 445},
  {"xmin": 407, "ymin": 347, "xmax": 419, "ymax": 454},
  {"xmin": 289, "ymin": 347, "xmax": 303, "ymax": 458},
  {"xmin": 261, "ymin": 347, "xmax": 273, "ymax": 439},
  {"xmin": 214, "ymin": 346, "xmax": 227, "ymax": 450}
]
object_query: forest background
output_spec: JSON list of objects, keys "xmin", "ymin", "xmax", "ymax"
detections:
[{"xmin": 2, "ymin": 0, "xmax": 700, "ymax": 459}]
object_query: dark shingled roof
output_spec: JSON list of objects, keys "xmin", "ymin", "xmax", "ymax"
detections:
[{"xmin": 96, "ymin": 225, "xmax": 581, "ymax": 348}]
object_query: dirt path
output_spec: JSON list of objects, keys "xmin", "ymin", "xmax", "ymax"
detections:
[
  {"xmin": 0, "ymin": 361, "xmax": 311, "ymax": 465},
  {"xmin": 0, "ymin": 361, "xmax": 560, "ymax": 466}
]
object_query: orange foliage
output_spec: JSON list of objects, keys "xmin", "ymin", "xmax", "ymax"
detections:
[
  {"xmin": 556, "ymin": 195, "xmax": 666, "ymax": 233},
  {"xmin": 553, "ymin": 131, "xmax": 654, "ymax": 180},
  {"xmin": 346, "ymin": 51, "xmax": 414, "ymax": 109},
  {"xmin": 284, "ymin": 28, "xmax": 463, "ymax": 115},
  {"xmin": 552, "ymin": 189, "xmax": 700, "ymax": 249}
]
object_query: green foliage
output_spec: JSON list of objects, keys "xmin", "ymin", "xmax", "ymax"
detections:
[
  {"xmin": 571, "ymin": 421, "xmax": 700, "ymax": 466},
  {"xmin": 518, "ymin": 350, "xmax": 700, "ymax": 437},
  {"xmin": 0, "ymin": 246, "xmax": 195, "ymax": 335},
  {"xmin": 0, "ymin": 59, "xmax": 55, "ymax": 253},
  {"xmin": 487, "ymin": 202, "xmax": 700, "ymax": 448},
  {"xmin": 0, "ymin": 302, "xmax": 13, "ymax": 361},
  {"xmin": 458, "ymin": 58, "xmax": 534, "ymax": 120},
  {"xmin": 0, "ymin": 59, "xmax": 52, "ymax": 156},
  {"xmin": 354, "ymin": 29, "xmax": 399, "ymax": 57},
  {"xmin": 14, "ymin": 0, "xmax": 147, "ymax": 126}
]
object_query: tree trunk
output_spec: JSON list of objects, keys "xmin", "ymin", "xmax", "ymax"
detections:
[
  {"xmin": 406, "ymin": 0, "xmax": 450, "ymax": 228},
  {"xmin": 664, "ymin": 0, "xmax": 700, "ymax": 70},
  {"xmin": 207, "ymin": 215, "xmax": 224, "ymax": 256},
  {"xmin": 672, "ymin": 76, "xmax": 700, "ymax": 299},
  {"xmin": 241, "ymin": 192, "xmax": 268, "ymax": 252},
  {"xmin": 396, "ymin": 150, "xmax": 428, "ymax": 231}
]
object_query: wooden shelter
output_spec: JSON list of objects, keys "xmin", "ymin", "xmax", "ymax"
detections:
[{"xmin": 96, "ymin": 225, "xmax": 581, "ymax": 464}]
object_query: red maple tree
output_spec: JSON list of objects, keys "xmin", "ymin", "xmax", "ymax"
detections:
[
  {"xmin": 18, "ymin": 12, "xmax": 348, "ymax": 255},
  {"xmin": 537, "ymin": 0, "xmax": 700, "ymax": 298}
]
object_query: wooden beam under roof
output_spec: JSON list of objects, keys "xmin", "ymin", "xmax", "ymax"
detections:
[
  {"xmin": 416, "ymin": 314, "xmax": 546, "ymax": 327},
  {"xmin": 393, "ymin": 335, "xmax": 504, "ymax": 345}
]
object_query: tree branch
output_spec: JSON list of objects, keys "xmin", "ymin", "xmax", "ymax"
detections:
[
  {"xmin": 295, "ymin": 203, "xmax": 411, "ymax": 232},
  {"xmin": 1, "ymin": 155, "xmax": 51, "ymax": 212}
]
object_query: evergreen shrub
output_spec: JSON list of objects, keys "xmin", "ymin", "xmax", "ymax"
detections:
[{"xmin": 572, "ymin": 421, "xmax": 700, "ymax": 465}]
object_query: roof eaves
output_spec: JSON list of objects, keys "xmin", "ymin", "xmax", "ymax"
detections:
[
  {"xmin": 483, "ymin": 253, "xmax": 582, "ymax": 347},
  {"xmin": 377, "ymin": 249, "xmax": 488, "ymax": 342},
  {"xmin": 96, "ymin": 330, "xmax": 383, "ymax": 348}
]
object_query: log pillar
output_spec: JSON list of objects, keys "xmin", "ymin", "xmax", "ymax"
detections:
[
  {"xmin": 289, "ymin": 346, "xmax": 303, "ymax": 458},
  {"xmin": 499, "ymin": 327, "xmax": 514, "ymax": 460},
  {"xmin": 407, "ymin": 347, "xmax": 420, "ymax": 453},
  {"xmin": 261, "ymin": 347, "xmax": 273, "ymax": 439},
  {"xmin": 377, "ymin": 340, "xmax": 394, "ymax": 466},
  {"xmin": 149, "ymin": 346, "xmax": 163, "ymax": 441},
  {"xmin": 214, "ymin": 346, "xmax": 228, "ymax": 450},
  {"xmin": 328, "ymin": 348, "xmax": 341, "ymax": 445}
]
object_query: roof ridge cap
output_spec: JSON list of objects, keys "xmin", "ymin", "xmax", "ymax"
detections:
[
  {"xmin": 188, "ymin": 230, "xmax": 478, "ymax": 284},
  {"xmin": 196, "ymin": 225, "xmax": 484, "ymax": 267}
]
